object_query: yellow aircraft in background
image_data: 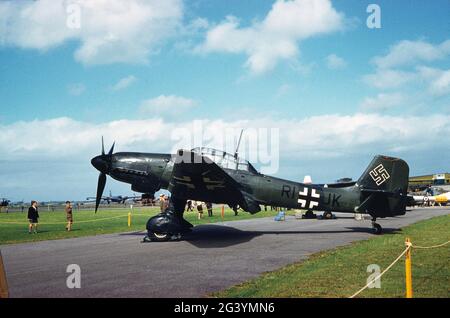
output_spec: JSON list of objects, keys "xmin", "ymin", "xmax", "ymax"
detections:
[
  {"xmin": 413, "ymin": 192, "xmax": 450, "ymax": 206},
  {"xmin": 434, "ymin": 192, "xmax": 450, "ymax": 205}
]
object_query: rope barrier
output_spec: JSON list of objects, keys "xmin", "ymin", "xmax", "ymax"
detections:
[
  {"xmin": 412, "ymin": 240, "xmax": 450, "ymax": 249},
  {"xmin": 349, "ymin": 245, "xmax": 411, "ymax": 298},
  {"xmin": 0, "ymin": 213, "xmax": 151, "ymax": 225},
  {"xmin": 349, "ymin": 238, "xmax": 449, "ymax": 298}
]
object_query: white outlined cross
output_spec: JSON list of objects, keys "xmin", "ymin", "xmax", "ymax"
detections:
[{"xmin": 298, "ymin": 187, "xmax": 320, "ymax": 209}]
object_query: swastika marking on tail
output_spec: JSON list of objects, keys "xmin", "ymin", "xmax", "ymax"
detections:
[{"xmin": 369, "ymin": 164, "xmax": 390, "ymax": 186}]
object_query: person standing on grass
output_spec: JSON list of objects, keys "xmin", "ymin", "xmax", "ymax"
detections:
[
  {"xmin": 65, "ymin": 201, "xmax": 73, "ymax": 231},
  {"xmin": 196, "ymin": 201, "xmax": 204, "ymax": 220},
  {"xmin": 233, "ymin": 205, "xmax": 239, "ymax": 216},
  {"xmin": 186, "ymin": 200, "xmax": 193, "ymax": 212},
  {"xmin": 159, "ymin": 194, "xmax": 165, "ymax": 212},
  {"xmin": 206, "ymin": 202, "xmax": 213, "ymax": 217},
  {"xmin": 27, "ymin": 200, "xmax": 39, "ymax": 234},
  {"xmin": 164, "ymin": 195, "xmax": 170, "ymax": 211}
]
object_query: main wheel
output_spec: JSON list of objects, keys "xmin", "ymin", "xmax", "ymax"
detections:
[
  {"xmin": 323, "ymin": 211, "xmax": 333, "ymax": 219},
  {"xmin": 372, "ymin": 223, "xmax": 382, "ymax": 235},
  {"xmin": 148, "ymin": 231, "xmax": 170, "ymax": 242},
  {"xmin": 302, "ymin": 210, "xmax": 317, "ymax": 219}
]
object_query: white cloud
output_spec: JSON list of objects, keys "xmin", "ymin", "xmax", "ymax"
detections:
[
  {"xmin": 417, "ymin": 66, "xmax": 450, "ymax": 96},
  {"xmin": 430, "ymin": 69, "xmax": 450, "ymax": 96},
  {"xmin": 1, "ymin": 113, "xmax": 449, "ymax": 160},
  {"xmin": 363, "ymin": 64, "xmax": 450, "ymax": 96},
  {"xmin": 139, "ymin": 95, "xmax": 198, "ymax": 116},
  {"xmin": 363, "ymin": 39, "xmax": 450, "ymax": 93},
  {"xmin": 112, "ymin": 75, "xmax": 137, "ymax": 91},
  {"xmin": 372, "ymin": 39, "xmax": 450, "ymax": 69},
  {"xmin": 360, "ymin": 93, "xmax": 405, "ymax": 112},
  {"xmin": 0, "ymin": 117, "xmax": 168, "ymax": 159},
  {"xmin": 197, "ymin": 0, "xmax": 344, "ymax": 74},
  {"xmin": 185, "ymin": 17, "xmax": 210, "ymax": 33},
  {"xmin": 363, "ymin": 69, "xmax": 415, "ymax": 89},
  {"xmin": 67, "ymin": 83, "xmax": 86, "ymax": 96},
  {"xmin": 0, "ymin": 0, "xmax": 183, "ymax": 65},
  {"xmin": 276, "ymin": 84, "xmax": 292, "ymax": 97},
  {"xmin": 325, "ymin": 54, "xmax": 347, "ymax": 70}
]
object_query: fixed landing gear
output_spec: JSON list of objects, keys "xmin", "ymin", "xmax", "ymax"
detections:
[
  {"xmin": 143, "ymin": 197, "xmax": 193, "ymax": 242},
  {"xmin": 143, "ymin": 232, "xmax": 182, "ymax": 242},
  {"xmin": 321, "ymin": 211, "xmax": 336, "ymax": 220},
  {"xmin": 302, "ymin": 210, "xmax": 317, "ymax": 219},
  {"xmin": 371, "ymin": 218, "xmax": 382, "ymax": 235}
]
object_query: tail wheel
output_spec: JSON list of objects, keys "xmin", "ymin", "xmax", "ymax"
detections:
[{"xmin": 372, "ymin": 223, "xmax": 382, "ymax": 235}]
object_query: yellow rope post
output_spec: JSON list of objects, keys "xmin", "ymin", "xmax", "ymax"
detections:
[
  {"xmin": 405, "ymin": 237, "xmax": 413, "ymax": 298},
  {"xmin": 128, "ymin": 212, "xmax": 131, "ymax": 227},
  {"xmin": 0, "ymin": 251, "xmax": 9, "ymax": 298},
  {"xmin": 221, "ymin": 205, "xmax": 224, "ymax": 220}
]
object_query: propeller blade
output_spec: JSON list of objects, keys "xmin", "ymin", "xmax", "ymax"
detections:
[
  {"xmin": 108, "ymin": 141, "xmax": 115, "ymax": 156},
  {"xmin": 95, "ymin": 173, "xmax": 107, "ymax": 213}
]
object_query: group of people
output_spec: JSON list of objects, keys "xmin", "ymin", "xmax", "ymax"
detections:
[
  {"xmin": 186, "ymin": 200, "xmax": 213, "ymax": 219},
  {"xmin": 27, "ymin": 200, "xmax": 74, "ymax": 234},
  {"xmin": 25, "ymin": 194, "xmax": 233, "ymax": 234},
  {"xmin": 157, "ymin": 195, "xmax": 214, "ymax": 220}
]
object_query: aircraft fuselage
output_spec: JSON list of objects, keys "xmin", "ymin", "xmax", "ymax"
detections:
[{"xmin": 103, "ymin": 152, "xmax": 361, "ymax": 214}]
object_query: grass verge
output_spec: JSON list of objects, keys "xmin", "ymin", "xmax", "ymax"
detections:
[
  {"xmin": 213, "ymin": 214, "xmax": 449, "ymax": 298},
  {"xmin": 0, "ymin": 206, "xmax": 281, "ymax": 245}
]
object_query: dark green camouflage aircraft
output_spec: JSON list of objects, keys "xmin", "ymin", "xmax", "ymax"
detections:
[{"xmin": 91, "ymin": 139, "xmax": 409, "ymax": 241}]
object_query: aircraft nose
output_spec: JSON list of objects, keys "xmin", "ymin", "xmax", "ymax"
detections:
[{"xmin": 91, "ymin": 155, "xmax": 110, "ymax": 174}]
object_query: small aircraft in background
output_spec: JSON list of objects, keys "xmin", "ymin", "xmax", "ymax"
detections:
[
  {"xmin": 433, "ymin": 192, "xmax": 450, "ymax": 205},
  {"xmin": 0, "ymin": 198, "xmax": 10, "ymax": 212},
  {"xmin": 1, "ymin": 198, "xmax": 10, "ymax": 207},
  {"xmin": 409, "ymin": 191, "xmax": 450, "ymax": 206},
  {"xmin": 90, "ymin": 137, "xmax": 410, "ymax": 241},
  {"xmin": 86, "ymin": 190, "xmax": 140, "ymax": 205}
]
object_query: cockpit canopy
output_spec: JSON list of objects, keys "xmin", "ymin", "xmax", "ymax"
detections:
[{"xmin": 191, "ymin": 147, "xmax": 258, "ymax": 174}]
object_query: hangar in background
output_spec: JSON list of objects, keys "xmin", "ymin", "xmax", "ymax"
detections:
[{"xmin": 409, "ymin": 173, "xmax": 450, "ymax": 191}]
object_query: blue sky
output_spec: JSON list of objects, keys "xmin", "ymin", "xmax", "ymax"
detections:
[{"xmin": 0, "ymin": 0, "xmax": 449, "ymax": 201}]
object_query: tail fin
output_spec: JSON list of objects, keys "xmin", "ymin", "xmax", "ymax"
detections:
[
  {"xmin": 356, "ymin": 155, "xmax": 409, "ymax": 217},
  {"xmin": 358, "ymin": 155, "xmax": 409, "ymax": 192}
]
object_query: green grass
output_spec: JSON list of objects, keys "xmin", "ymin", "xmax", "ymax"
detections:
[
  {"xmin": 213, "ymin": 214, "xmax": 450, "ymax": 298},
  {"xmin": 0, "ymin": 206, "xmax": 281, "ymax": 245}
]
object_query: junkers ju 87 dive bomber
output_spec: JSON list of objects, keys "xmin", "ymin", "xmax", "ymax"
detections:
[{"xmin": 91, "ymin": 138, "xmax": 410, "ymax": 241}]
